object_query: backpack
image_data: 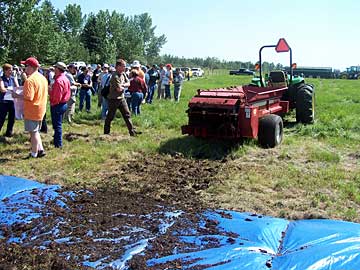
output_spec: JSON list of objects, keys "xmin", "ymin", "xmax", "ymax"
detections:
[{"xmin": 101, "ymin": 75, "xmax": 111, "ymax": 98}]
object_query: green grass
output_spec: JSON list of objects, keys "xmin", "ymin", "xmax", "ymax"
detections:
[{"xmin": 1, "ymin": 74, "xmax": 360, "ymax": 221}]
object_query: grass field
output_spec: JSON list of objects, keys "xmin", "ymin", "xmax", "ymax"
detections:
[{"xmin": 1, "ymin": 74, "xmax": 360, "ymax": 221}]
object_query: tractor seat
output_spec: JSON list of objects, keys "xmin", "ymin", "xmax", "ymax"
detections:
[{"xmin": 269, "ymin": 71, "xmax": 287, "ymax": 87}]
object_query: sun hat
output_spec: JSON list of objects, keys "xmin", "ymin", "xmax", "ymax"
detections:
[
  {"xmin": 166, "ymin": 63, "xmax": 172, "ymax": 68},
  {"xmin": 131, "ymin": 60, "xmax": 141, "ymax": 68},
  {"xmin": 54, "ymin": 62, "xmax": 67, "ymax": 71},
  {"xmin": 103, "ymin": 63, "xmax": 109, "ymax": 68},
  {"xmin": 21, "ymin": 57, "xmax": 40, "ymax": 67}
]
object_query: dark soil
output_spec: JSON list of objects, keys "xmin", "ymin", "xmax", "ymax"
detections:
[{"xmin": 0, "ymin": 154, "xmax": 225, "ymax": 269}]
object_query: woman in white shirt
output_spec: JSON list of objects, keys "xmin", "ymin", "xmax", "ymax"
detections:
[{"xmin": 0, "ymin": 63, "xmax": 19, "ymax": 137}]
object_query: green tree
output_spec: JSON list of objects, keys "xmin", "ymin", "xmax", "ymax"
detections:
[
  {"xmin": 0, "ymin": 0, "xmax": 39, "ymax": 62},
  {"xmin": 81, "ymin": 14, "xmax": 100, "ymax": 56},
  {"xmin": 1, "ymin": 3, "xmax": 166, "ymax": 66},
  {"xmin": 145, "ymin": 34, "xmax": 167, "ymax": 64},
  {"xmin": 94, "ymin": 10, "xmax": 117, "ymax": 64},
  {"xmin": 56, "ymin": 4, "xmax": 85, "ymax": 37},
  {"xmin": 133, "ymin": 13, "xmax": 167, "ymax": 64},
  {"xmin": 10, "ymin": 0, "xmax": 69, "ymax": 64},
  {"xmin": 55, "ymin": 4, "xmax": 88, "ymax": 64},
  {"xmin": 119, "ymin": 17, "xmax": 144, "ymax": 62}
]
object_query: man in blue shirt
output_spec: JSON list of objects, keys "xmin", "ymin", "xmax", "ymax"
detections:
[
  {"xmin": 146, "ymin": 65, "xmax": 160, "ymax": 104},
  {"xmin": 77, "ymin": 66, "xmax": 92, "ymax": 112}
]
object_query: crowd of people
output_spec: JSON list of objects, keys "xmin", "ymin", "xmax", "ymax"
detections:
[{"xmin": 0, "ymin": 57, "xmax": 186, "ymax": 158}]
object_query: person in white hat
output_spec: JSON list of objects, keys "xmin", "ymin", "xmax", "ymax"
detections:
[
  {"xmin": 130, "ymin": 60, "xmax": 145, "ymax": 80},
  {"xmin": 64, "ymin": 64, "xmax": 81, "ymax": 123}
]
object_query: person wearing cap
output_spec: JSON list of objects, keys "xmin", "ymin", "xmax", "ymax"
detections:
[
  {"xmin": 0, "ymin": 63, "xmax": 19, "ymax": 137},
  {"xmin": 162, "ymin": 64, "xmax": 173, "ymax": 99},
  {"xmin": 77, "ymin": 66, "xmax": 92, "ymax": 113},
  {"xmin": 64, "ymin": 64, "xmax": 80, "ymax": 123},
  {"xmin": 49, "ymin": 62, "xmax": 70, "ymax": 148},
  {"xmin": 173, "ymin": 67, "xmax": 184, "ymax": 102},
  {"xmin": 104, "ymin": 59, "xmax": 139, "ymax": 136},
  {"xmin": 97, "ymin": 63, "xmax": 110, "ymax": 109},
  {"xmin": 99, "ymin": 64, "xmax": 112, "ymax": 119},
  {"xmin": 20, "ymin": 57, "xmax": 48, "ymax": 158},
  {"xmin": 146, "ymin": 65, "xmax": 160, "ymax": 104},
  {"xmin": 20, "ymin": 67, "xmax": 28, "ymax": 86},
  {"xmin": 157, "ymin": 64, "xmax": 166, "ymax": 99},
  {"xmin": 11, "ymin": 65, "xmax": 20, "ymax": 86},
  {"xmin": 128, "ymin": 69, "xmax": 147, "ymax": 115},
  {"xmin": 130, "ymin": 60, "xmax": 145, "ymax": 80},
  {"xmin": 92, "ymin": 64, "xmax": 101, "ymax": 95},
  {"xmin": 47, "ymin": 67, "xmax": 55, "ymax": 86}
]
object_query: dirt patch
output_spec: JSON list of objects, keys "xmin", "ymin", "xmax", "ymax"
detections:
[
  {"xmin": 64, "ymin": 132, "xmax": 90, "ymax": 142},
  {"xmin": 0, "ymin": 153, "xmax": 224, "ymax": 269},
  {"xmin": 348, "ymin": 152, "xmax": 360, "ymax": 160},
  {"xmin": 97, "ymin": 153, "xmax": 223, "ymax": 210}
]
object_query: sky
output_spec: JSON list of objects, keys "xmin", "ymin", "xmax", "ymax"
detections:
[{"xmin": 50, "ymin": 0, "xmax": 359, "ymax": 71}]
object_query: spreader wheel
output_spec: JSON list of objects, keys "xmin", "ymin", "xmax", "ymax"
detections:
[
  {"xmin": 258, "ymin": 114, "xmax": 283, "ymax": 148},
  {"xmin": 296, "ymin": 84, "xmax": 315, "ymax": 124}
]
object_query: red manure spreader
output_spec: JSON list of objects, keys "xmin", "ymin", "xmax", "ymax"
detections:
[{"xmin": 182, "ymin": 39, "xmax": 315, "ymax": 148}]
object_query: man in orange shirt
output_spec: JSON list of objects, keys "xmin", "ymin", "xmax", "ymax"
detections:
[{"xmin": 20, "ymin": 57, "xmax": 48, "ymax": 158}]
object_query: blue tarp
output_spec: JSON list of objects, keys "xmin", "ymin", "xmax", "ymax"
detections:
[
  {"xmin": 0, "ymin": 175, "xmax": 45, "ymax": 200},
  {"xmin": 1, "ymin": 175, "xmax": 360, "ymax": 269},
  {"xmin": 148, "ymin": 210, "xmax": 360, "ymax": 269}
]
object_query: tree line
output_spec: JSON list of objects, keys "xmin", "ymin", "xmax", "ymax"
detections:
[
  {"xmin": 0, "ymin": 0, "xmax": 281, "ymax": 71},
  {"xmin": 0, "ymin": 0, "xmax": 166, "ymax": 66}
]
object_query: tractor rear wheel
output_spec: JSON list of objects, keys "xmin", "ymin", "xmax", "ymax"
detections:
[
  {"xmin": 296, "ymin": 84, "xmax": 315, "ymax": 124},
  {"xmin": 258, "ymin": 114, "xmax": 283, "ymax": 148}
]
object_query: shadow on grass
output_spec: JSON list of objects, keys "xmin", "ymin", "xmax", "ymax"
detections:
[
  {"xmin": 283, "ymin": 120, "xmax": 298, "ymax": 129},
  {"xmin": 0, "ymin": 133, "xmax": 28, "ymax": 145},
  {"xmin": 159, "ymin": 136, "xmax": 243, "ymax": 160}
]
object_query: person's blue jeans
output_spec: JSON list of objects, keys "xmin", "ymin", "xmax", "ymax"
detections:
[
  {"xmin": 146, "ymin": 84, "xmax": 157, "ymax": 104},
  {"xmin": 92, "ymin": 81, "xmax": 98, "ymax": 94},
  {"xmin": 131, "ymin": 92, "xmax": 144, "ymax": 115},
  {"xmin": 50, "ymin": 102, "xmax": 67, "ymax": 148},
  {"xmin": 79, "ymin": 89, "xmax": 91, "ymax": 112},
  {"xmin": 165, "ymin": 84, "xmax": 171, "ymax": 99},
  {"xmin": 174, "ymin": 85, "xmax": 182, "ymax": 102},
  {"xmin": 0, "ymin": 101, "xmax": 15, "ymax": 136},
  {"xmin": 101, "ymin": 98, "xmax": 108, "ymax": 120}
]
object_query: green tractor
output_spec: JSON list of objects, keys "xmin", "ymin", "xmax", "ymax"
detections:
[
  {"xmin": 340, "ymin": 66, "xmax": 360, "ymax": 79},
  {"xmin": 249, "ymin": 39, "xmax": 315, "ymax": 124}
]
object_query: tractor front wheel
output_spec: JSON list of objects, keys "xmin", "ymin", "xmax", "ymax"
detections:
[
  {"xmin": 296, "ymin": 84, "xmax": 315, "ymax": 124},
  {"xmin": 258, "ymin": 114, "xmax": 283, "ymax": 148}
]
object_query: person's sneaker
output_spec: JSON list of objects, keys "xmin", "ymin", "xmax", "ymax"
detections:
[
  {"xmin": 5, "ymin": 132, "xmax": 13, "ymax": 137},
  {"xmin": 25, "ymin": 153, "xmax": 37, "ymax": 159},
  {"xmin": 130, "ymin": 130, "xmax": 142, "ymax": 136},
  {"xmin": 37, "ymin": 150, "xmax": 46, "ymax": 158}
]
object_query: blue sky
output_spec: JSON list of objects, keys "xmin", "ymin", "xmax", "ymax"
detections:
[{"xmin": 50, "ymin": 0, "xmax": 359, "ymax": 70}]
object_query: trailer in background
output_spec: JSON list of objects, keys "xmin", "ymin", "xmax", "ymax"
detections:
[{"xmin": 285, "ymin": 66, "xmax": 334, "ymax": 78}]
